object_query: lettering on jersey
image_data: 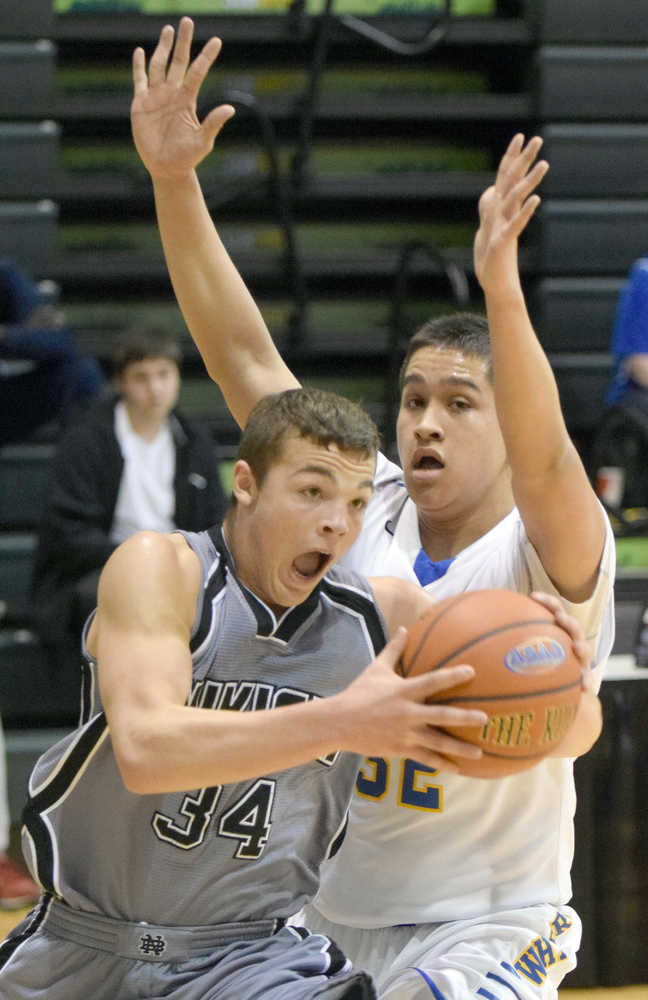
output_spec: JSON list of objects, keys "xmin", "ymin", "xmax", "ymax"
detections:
[
  {"xmin": 153, "ymin": 676, "xmax": 342, "ymax": 853},
  {"xmin": 542, "ymin": 704, "xmax": 577, "ymax": 745},
  {"xmin": 480, "ymin": 712, "xmax": 535, "ymax": 747},
  {"xmin": 398, "ymin": 759, "xmax": 442, "ymax": 812},
  {"xmin": 138, "ymin": 933, "xmax": 167, "ymax": 957},
  {"xmin": 504, "ymin": 638, "xmax": 567, "ymax": 675},
  {"xmin": 356, "ymin": 756, "xmax": 390, "ymax": 800},
  {"xmin": 514, "ymin": 936, "xmax": 564, "ymax": 984},
  {"xmin": 548, "ymin": 909, "xmax": 572, "ymax": 943},
  {"xmin": 189, "ymin": 679, "xmax": 341, "ymax": 766},
  {"xmin": 355, "ymin": 757, "xmax": 442, "ymax": 812}
]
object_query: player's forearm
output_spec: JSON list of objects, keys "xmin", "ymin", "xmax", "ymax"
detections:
[
  {"xmin": 113, "ymin": 695, "xmax": 355, "ymax": 795},
  {"xmin": 152, "ymin": 172, "xmax": 297, "ymax": 427},
  {"xmin": 549, "ymin": 690, "xmax": 602, "ymax": 759},
  {"xmin": 485, "ymin": 287, "xmax": 569, "ymax": 476}
]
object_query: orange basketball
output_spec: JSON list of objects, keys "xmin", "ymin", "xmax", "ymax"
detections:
[{"xmin": 400, "ymin": 589, "xmax": 582, "ymax": 778}]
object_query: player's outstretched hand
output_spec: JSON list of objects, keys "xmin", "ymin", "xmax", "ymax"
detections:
[
  {"xmin": 334, "ymin": 627, "xmax": 487, "ymax": 772},
  {"xmin": 131, "ymin": 16, "xmax": 235, "ymax": 182},
  {"xmin": 474, "ymin": 133, "xmax": 548, "ymax": 298}
]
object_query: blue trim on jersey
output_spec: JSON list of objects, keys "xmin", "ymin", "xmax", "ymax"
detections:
[
  {"xmin": 413, "ymin": 550, "xmax": 455, "ymax": 586},
  {"xmin": 477, "ymin": 989, "xmax": 499, "ymax": 1000},
  {"xmin": 412, "ymin": 967, "xmax": 448, "ymax": 999},
  {"xmin": 485, "ymin": 972, "xmax": 523, "ymax": 999}
]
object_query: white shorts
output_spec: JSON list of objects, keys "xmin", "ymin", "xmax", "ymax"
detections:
[{"xmin": 300, "ymin": 902, "xmax": 582, "ymax": 1000}]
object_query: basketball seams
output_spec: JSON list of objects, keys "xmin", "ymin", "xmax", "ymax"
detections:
[
  {"xmin": 432, "ymin": 676, "xmax": 582, "ymax": 704},
  {"xmin": 397, "ymin": 592, "xmax": 468, "ymax": 676},
  {"xmin": 403, "ymin": 617, "xmax": 566, "ymax": 677}
]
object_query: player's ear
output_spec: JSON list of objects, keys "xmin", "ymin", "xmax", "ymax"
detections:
[{"xmin": 231, "ymin": 460, "xmax": 258, "ymax": 507}]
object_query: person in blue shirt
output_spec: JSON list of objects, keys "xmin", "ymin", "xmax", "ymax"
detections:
[{"xmin": 606, "ymin": 256, "xmax": 648, "ymax": 407}]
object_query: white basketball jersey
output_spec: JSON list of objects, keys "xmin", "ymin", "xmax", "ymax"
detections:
[{"xmin": 315, "ymin": 454, "xmax": 616, "ymax": 927}]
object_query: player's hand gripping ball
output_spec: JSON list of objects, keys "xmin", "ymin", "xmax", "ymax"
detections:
[{"xmin": 400, "ymin": 590, "xmax": 582, "ymax": 777}]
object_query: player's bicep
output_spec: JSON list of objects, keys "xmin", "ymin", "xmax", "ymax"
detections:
[
  {"xmin": 92, "ymin": 532, "xmax": 197, "ymax": 722},
  {"xmin": 514, "ymin": 447, "xmax": 608, "ymax": 603}
]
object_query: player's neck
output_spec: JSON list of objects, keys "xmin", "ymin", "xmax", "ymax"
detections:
[{"xmin": 417, "ymin": 491, "xmax": 514, "ymax": 562}]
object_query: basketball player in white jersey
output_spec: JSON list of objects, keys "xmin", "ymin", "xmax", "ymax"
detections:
[{"xmin": 128, "ymin": 20, "xmax": 614, "ymax": 1000}]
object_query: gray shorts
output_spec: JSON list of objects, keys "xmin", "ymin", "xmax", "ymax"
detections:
[{"xmin": 0, "ymin": 896, "xmax": 376, "ymax": 999}]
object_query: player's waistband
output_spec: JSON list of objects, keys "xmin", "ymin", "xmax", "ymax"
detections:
[{"xmin": 44, "ymin": 896, "xmax": 286, "ymax": 962}]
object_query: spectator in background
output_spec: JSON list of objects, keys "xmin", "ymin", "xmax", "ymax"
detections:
[
  {"xmin": 0, "ymin": 260, "xmax": 103, "ymax": 446},
  {"xmin": 31, "ymin": 325, "xmax": 227, "ymax": 703},
  {"xmin": 591, "ymin": 256, "xmax": 648, "ymax": 513},
  {"xmin": 605, "ymin": 255, "xmax": 648, "ymax": 408}
]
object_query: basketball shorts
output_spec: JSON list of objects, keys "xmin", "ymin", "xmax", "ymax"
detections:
[
  {"xmin": 300, "ymin": 902, "xmax": 582, "ymax": 1000},
  {"xmin": 0, "ymin": 896, "xmax": 376, "ymax": 999}
]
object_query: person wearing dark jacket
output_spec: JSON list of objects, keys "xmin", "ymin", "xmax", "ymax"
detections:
[{"xmin": 31, "ymin": 326, "xmax": 226, "ymax": 699}]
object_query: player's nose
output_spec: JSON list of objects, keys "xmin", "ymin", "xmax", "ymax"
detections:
[
  {"xmin": 414, "ymin": 404, "xmax": 444, "ymax": 441},
  {"xmin": 320, "ymin": 502, "xmax": 350, "ymax": 536}
]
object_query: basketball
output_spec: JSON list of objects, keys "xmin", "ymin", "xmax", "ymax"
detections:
[{"xmin": 400, "ymin": 590, "xmax": 583, "ymax": 778}]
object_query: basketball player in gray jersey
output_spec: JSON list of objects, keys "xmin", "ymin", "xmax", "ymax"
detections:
[{"xmin": 0, "ymin": 387, "xmax": 590, "ymax": 999}]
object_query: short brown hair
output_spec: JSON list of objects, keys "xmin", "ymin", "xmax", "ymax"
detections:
[
  {"xmin": 113, "ymin": 326, "xmax": 182, "ymax": 375},
  {"xmin": 239, "ymin": 387, "xmax": 379, "ymax": 488},
  {"xmin": 398, "ymin": 312, "xmax": 492, "ymax": 392}
]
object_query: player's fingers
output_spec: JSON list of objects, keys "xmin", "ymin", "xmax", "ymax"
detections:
[
  {"xmin": 531, "ymin": 591, "xmax": 580, "ymax": 637},
  {"xmin": 494, "ymin": 133, "xmax": 525, "ymax": 192},
  {"xmin": 405, "ymin": 662, "xmax": 475, "ymax": 694},
  {"xmin": 201, "ymin": 104, "xmax": 236, "ymax": 144},
  {"xmin": 496, "ymin": 134, "xmax": 543, "ymax": 198},
  {"xmin": 166, "ymin": 16, "xmax": 194, "ymax": 86},
  {"xmin": 517, "ymin": 134, "xmax": 544, "ymax": 176},
  {"xmin": 423, "ymin": 726, "xmax": 483, "ymax": 758},
  {"xmin": 529, "ymin": 590, "xmax": 561, "ymax": 614},
  {"xmin": 184, "ymin": 35, "xmax": 224, "ymax": 98},
  {"xmin": 148, "ymin": 23, "xmax": 175, "ymax": 87},
  {"xmin": 503, "ymin": 160, "xmax": 548, "ymax": 216},
  {"xmin": 572, "ymin": 640, "xmax": 591, "ymax": 671},
  {"xmin": 132, "ymin": 47, "xmax": 148, "ymax": 95},
  {"xmin": 380, "ymin": 626, "xmax": 410, "ymax": 673},
  {"xmin": 421, "ymin": 702, "xmax": 488, "ymax": 732},
  {"xmin": 501, "ymin": 194, "xmax": 541, "ymax": 242}
]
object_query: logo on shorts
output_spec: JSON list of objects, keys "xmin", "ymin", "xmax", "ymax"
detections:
[
  {"xmin": 504, "ymin": 637, "xmax": 567, "ymax": 674},
  {"xmin": 138, "ymin": 932, "xmax": 167, "ymax": 956}
]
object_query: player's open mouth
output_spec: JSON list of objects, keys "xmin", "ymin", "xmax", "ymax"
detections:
[
  {"xmin": 414, "ymin": 455, "xmax": 444, "ymax": 470},
  {"xmin": 292, "ymin": 551, "xmax": 331, "ymax": 579}
]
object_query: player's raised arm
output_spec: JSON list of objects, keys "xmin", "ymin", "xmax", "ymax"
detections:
[
  {"xmin": 474, "ymin": 134, "xmax": 608, "ymax": 604},
  {"xmin": 131, "ymin": 17, "xmax": 298, "ymax": 428}
]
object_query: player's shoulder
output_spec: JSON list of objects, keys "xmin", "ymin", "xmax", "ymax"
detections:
[
  {"xmin": 373, "ymin": 451, "xmax": 406, "ymax": 494},
  {"xmin": 106, "ymin": 530, "xmax": 200, "ymax": 590}
]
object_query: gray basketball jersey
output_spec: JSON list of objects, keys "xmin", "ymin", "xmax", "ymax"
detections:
[{"xmin": 21, "ymin": 528, "xmax": 387, "ymax": 926}]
